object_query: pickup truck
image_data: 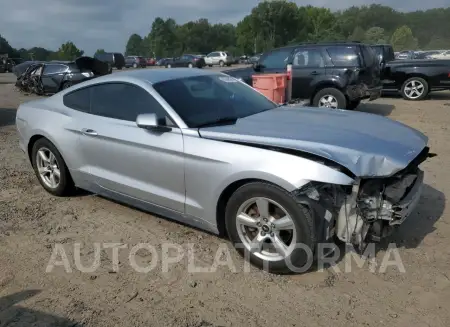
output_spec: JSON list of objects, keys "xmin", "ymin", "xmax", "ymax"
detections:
[
  {"xmin": 371, "ymin": 44, "xmax": 450, "ymax": 100},
  {"xmin": 224, "ymin": 42, "xmax": 382, "ymax": 110}
]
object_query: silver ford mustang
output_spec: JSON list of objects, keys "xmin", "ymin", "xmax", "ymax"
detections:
[{"xmin": 16, "ymin": 68, "xmax": 432, "ymax": 273}]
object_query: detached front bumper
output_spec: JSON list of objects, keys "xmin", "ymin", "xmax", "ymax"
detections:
[
  {"xmin": 389, "ymin": 169, "xmax": 424, "ymax": 225},
  {"xmin": 346, "ymin": 84, "xmax": 382, "ymax": 102}
]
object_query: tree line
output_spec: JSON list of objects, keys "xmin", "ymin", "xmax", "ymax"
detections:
[{"xmin": 1, "ymin": 2, "xmax": 450, "ymax": 62}]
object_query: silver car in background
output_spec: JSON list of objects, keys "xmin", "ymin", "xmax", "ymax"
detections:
[
  {"xmin": 204, "ymin": 51, "xmax": 234, "ymax": 67},
  {"xmin": 16, "ymin": 69, "xmax": 431, "ymax": 273}
]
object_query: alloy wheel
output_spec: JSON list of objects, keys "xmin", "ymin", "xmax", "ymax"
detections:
[
  {"xmin": 236, "ymin": 197, "xmax": 297, "ymax": 262},
  {"xmin": 404, "ymin": 80, "xmax": 425, "ymax": 99},
  {"xmin": 318, "ymin": 95, "xmax": 338, "ymax": 108},
  {"xmin": 36, "ymin": 147, "xmax": 60, "ymax": 189}
]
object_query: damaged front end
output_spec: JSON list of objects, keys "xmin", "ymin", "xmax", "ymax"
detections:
[
  {"xmin": 295, "ymin": 146, "xmax": 434, "ymax": 250},
  {"xmin": 15, "ymin": 63, "xmax": 45, "ymax": 95}
]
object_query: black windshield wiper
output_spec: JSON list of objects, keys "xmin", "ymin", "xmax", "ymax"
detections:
[{"xmin": 196, "ymin": 117, "xmax": 238, "ymax": 128}]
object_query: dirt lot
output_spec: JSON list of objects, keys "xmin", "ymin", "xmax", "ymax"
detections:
[{"xmin": 0, "ymin": 68, "xmax": 449, "ymax": 327}]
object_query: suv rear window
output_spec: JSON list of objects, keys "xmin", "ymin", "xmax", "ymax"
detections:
[{"xmin": 326, "ymin": 46, "xmax": 359, "ymax": 66}]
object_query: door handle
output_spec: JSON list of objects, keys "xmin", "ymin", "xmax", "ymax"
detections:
[
  {"xmin": 81, "ymin": 128, "xmax": 98, "ymax": 136},
  {"xmin": 311, "ymin": 71, "xmax": 320, "ymax": 75}
]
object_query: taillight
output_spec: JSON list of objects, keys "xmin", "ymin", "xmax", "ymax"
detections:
[
  {"xmin": 286, "ymin": 64, "xmax": 292, "ymax": 80},
  {"xmin": 448, "ymin": 73, "xmax": 450, "ymax": 78}
]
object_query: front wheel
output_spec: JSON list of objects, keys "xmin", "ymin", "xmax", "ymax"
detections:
[
  {"xmin": 312, "ymin": 88, "xmax": 347, "ymax": 109},
  {"xmin": 219, "ymin": 60, "xmax": 225, "ymax": 67},
  {"xmin": 188, "ymin": 63, "xmax": 193, "ymax": 68},
  {"xmin": 401, "ymin": 77, "xmax": 428, "ymax": 100},
  {"xmin": 225, "ymin": 182, "xmax": 316, "ymax": 274},
  {"xmin": 166, "ymin": 64, "xmax": 171, "ymax": 68}
]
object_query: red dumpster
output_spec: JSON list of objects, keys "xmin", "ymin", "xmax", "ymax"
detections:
[{"xmin": 252, "ymin": 73, "xmax": 287, "ymax": 104}]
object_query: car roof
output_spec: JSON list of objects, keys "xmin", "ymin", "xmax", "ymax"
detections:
[{"xmin": 86, "ymin": 68, "xmax": 220, "ymax": 84}]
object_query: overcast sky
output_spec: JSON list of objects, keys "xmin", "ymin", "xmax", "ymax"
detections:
[{"xmin": 1, "ymin": 0, "xmax": 448, "ymax": 55}]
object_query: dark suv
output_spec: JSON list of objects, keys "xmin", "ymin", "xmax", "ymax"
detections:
[
  {"xmin": 94, "ymin": 52, "xmax": 125, "ymax": 72},
  {"xmin": 225, "ymin": 42, "xmax": 382, "ymax": 110}
]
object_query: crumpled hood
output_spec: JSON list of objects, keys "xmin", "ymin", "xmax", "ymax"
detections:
[{"xmin": 198, "ymin": 107, "xmax": 428, "ymax": 177}]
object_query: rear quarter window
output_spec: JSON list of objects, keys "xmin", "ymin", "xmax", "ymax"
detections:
[
  {"xmin": 63, "ymin": 88, "xmax": 90, "ymax": 112},
  {"xmin": 326, "ymin": 46, "xmax": 360, "ymax": 67}
]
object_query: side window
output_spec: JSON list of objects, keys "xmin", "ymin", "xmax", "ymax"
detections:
[
  {"xmin": 361, "ymin": 46, "xmax": 375, "ymax": 66},
  {"xmin": 43, "ymin": 64, "xmax": 67, "ymax": 74},
  {"xmin": 326, "ymin": 46, "xmax": 360, "ymax": 66},
  {"xmin": 292, "ymin": 49, "xmax": 325, "ymax": 68},
  {"xmin": 90, "ymin": 83, "xmax": 170, "ymax": 124},
  {"xmin": 260, "ymin": 48, "xmax": 292, "ymax": 69},
  {"xmin": 63, "ymin": 88, "xmax": 90, "ymax": 113}
]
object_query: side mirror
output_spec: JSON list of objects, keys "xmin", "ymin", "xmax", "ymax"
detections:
[{"xmin": 136, "ymin": 113, "xmax": 171, "ymax": 132}]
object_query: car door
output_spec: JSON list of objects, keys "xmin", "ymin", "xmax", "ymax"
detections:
[
  {"xmin": 210, "ymin": 52, "xmax": 219, "ymax": 65},
  {"xmin": 79, "ymin": 82, "xmax": 185, "ymax": 212},
  {"xmin": 41, "ymin": 64, "xmax": 68, "ymax": 93},
  {"xmin": 290, "ymin": 48, "xmax": 327, "ymax": 99},
  {"xmin": 205, "ymin": 52, "xmax": 214, "ymax": 65}
]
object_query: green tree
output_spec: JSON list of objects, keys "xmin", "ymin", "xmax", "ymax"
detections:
[
  {"xmin": 125, "ymin": 34, "xmax": 143, "ymax": 56},
  {"xmin": 54, "ymin": 42, "xmax": 83, "ymax": 60},
  {"xmin": 248, "ymin": 0, "xmax": 301, "ymax": 51},
  {"xmin": 390, "ymin": 25, "xmax": 418, "ymax": 51},
  {"xmin": 365, "ymin": 27, "xmax": 386, "ymax": 44},
  {"xmin": 305, "ymin": 6, "xmax": 339, "ymax": 41},
  {"xmin": 145, "ymin": 17, "xmax": 178, "ymax": 57},
  {"xmin": 425, "ymin": 36, "xmax": 450, "ymax": 50},
  {"xmin": 94, "ymin": 49, "xmax": 106, "ymax": 56},
  {"xmin": 348, "ymin": 26, "xmax": 365, "ymax": 41}
]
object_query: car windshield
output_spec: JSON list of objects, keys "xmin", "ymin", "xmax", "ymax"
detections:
[{"xmin": 153, "ymin": 74, "xmax": 278, "ymax": 128}]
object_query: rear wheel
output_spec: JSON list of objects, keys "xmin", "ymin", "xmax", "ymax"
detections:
[
  {"xmin": 133, "ymin": 63, "xmax": 138, "ymax": 68},
  {"xmin": 225, "ymin": 182, "xmax": 316, "ymax": 274},
  {"xmin": 401, "ymin": 77, "xmax": 428, "ymax": 100},
  {"xmin": 61, "ymin": 81, "xmax": 72, "ymax": 90},
  {"xmin": 166, "ymin": 64, "xmax": 171, "ymax": 68},
  {"xmin": 312, "ymin": 88, "xmax": 347, "ymax": 109},
  {"xmin": 31, "ymin": 138, "xmax": 75, "ymax": 196},
  {"xmin": 188, "ymin": 63, "xmax": 193, "ymax": 68},
  {"xmin": 219, "ymin": 60, "xmax": 225, "ymax": 67}
]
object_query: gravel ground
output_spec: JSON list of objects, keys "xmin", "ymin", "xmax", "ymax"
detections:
[{"xmin": 0, "ymin": 70, "xmax": 450, "ymax": 327}]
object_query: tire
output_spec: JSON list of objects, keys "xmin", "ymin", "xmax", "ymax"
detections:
[
  {"xmin": 133, "ymin": 63, "xmax": 138, "ymax": 68},
  {"xmin": 219, "ymin": 60, "xmax": 225, "ymax": 67},
  {"xmin": 312, "ymin": 88, "xmax": 347, "ymax": 109},
  {"xmin": 225, "ymin": 182, "xmax": 316, "ymax": 274},
  {"xmin": 117, "ymin": 66, "xmax": 123, "ymax": 70},
  {"xmin": 61, "ymin": 81, "xmax": 72, "ymax": 90},
  {"xmin": 346, "ymin": 99, "xmax": 361, "ymax": 110},
  {"xmin": 400, "ymin": 77, "xmax": 428, "ymax": 101},
  {"xmin": 208, "ymin": 65, "xmax": 213, "ymax": 67},
  {"xmin": 166, "ymin": 64, "xmax": 171, "ymax": 68},
  {"xmin": 31, "ymin": 138, "xmax": 75, "ymax": 197},
  {"xmin": 188, "ymin": 63, "xmax": 193, "ymax": 68}
]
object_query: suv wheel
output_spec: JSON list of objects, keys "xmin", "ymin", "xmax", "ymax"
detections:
[
  {"xmin": 133, "ymin": 63, "xmax": 138, "ymax": 68},
  {"xmin": 401, "ymin": 77, "xmax": 428, "ymax": 101},
  {"xmin": 225, "ymin": 182, "xmax": 316, "ymax": 274},
  {"xmin": 219, "ymin": 60, "xmax": 225, "ymax": 67},
  {"xmin": 312, "ymin": 88, "xmax": 347, "ymax": 109},
  {"xmin": 188, "ymin": 63, "xmax": 193, "ymax": 68}
]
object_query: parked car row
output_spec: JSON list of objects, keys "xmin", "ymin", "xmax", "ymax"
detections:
[{"xmin": 224, "ymin": 41, "xmax": 450, "ymax": 108}]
